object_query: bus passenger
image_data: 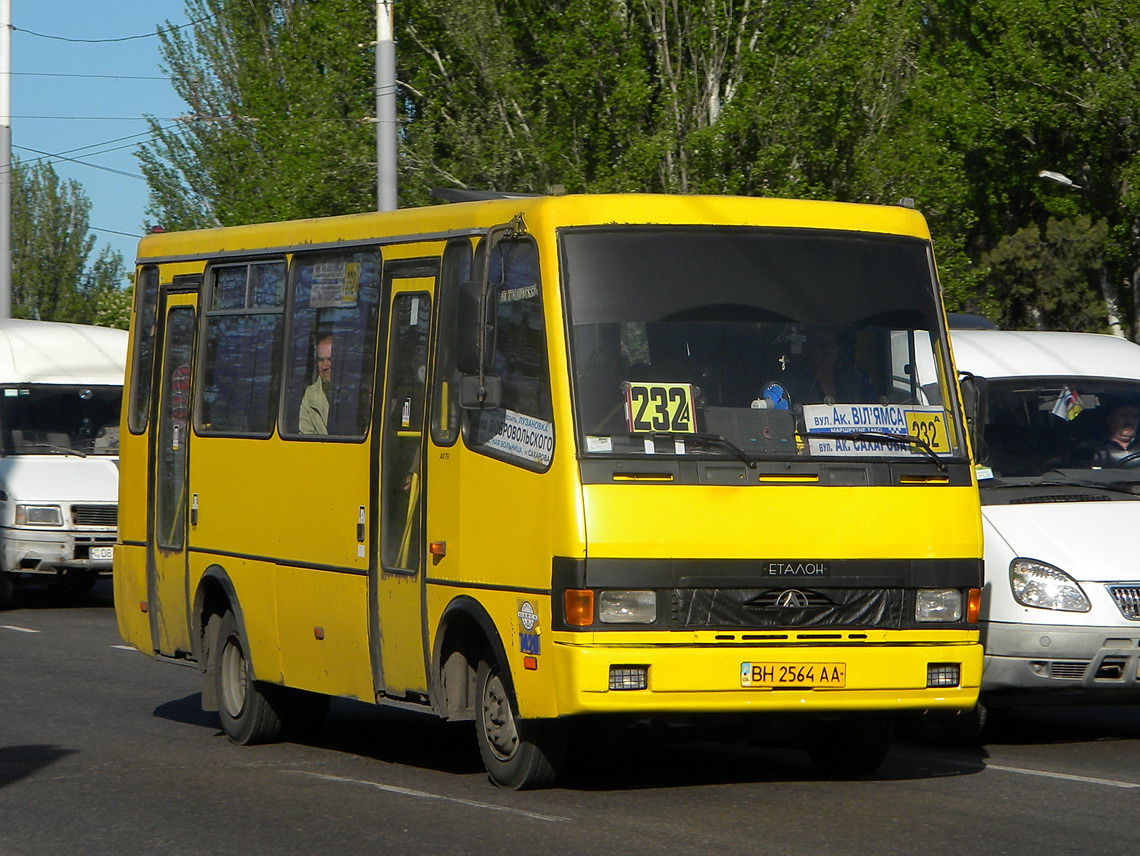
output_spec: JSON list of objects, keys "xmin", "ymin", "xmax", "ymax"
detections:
[{"xmin": 299, "ymin": 335, "xmax": 333, "ymax": 434}]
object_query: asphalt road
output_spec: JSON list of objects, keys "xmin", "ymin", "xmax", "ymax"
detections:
[{"xmin": 2, "ymin": 581, "xmax": 1138, "ymax": 856}]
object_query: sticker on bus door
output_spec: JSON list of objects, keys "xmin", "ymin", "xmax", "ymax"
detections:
[{"xmin": 624, "ymin": 382, "xmax": 696, "ymax": 433}]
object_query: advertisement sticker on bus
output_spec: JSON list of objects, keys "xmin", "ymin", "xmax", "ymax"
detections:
[{"xmin": 518, "ymin": 599, "xmax": 540, "ymax": 655}]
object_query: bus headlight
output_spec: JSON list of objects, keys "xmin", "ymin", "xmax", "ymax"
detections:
[
  {"xmin": 15, "ymin": 504, "xmax": 63, "ymax": 526},
  {"xmin": 1010, "ymin": 559, "xmax": 1090, "ymax": 612},
  {"xmin": 915, "ymin": 588, "xmax": 962, "ymax": 622},
  {"xmin": 598, "ymin": 590, "xmax": 657, "ymax": 624}
]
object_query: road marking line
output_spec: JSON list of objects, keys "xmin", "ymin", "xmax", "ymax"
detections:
[
  {"xmin": 286, "ymin": 771, "xmax": 570, "ymax": 822},
  {"xmin": 111, "ymin": 645, "xmax": 136, "ymax": 651},
  {"xmin": 987, "ymin": 763, "xmax": 1140, "ymax": 789},
  {"xmin": 1, "ymin": 624, "xmax": 40, "ymax": 633}
]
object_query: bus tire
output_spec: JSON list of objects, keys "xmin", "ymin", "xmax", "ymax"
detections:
[
  {"xmin": 215, "ymin": 610, "xmax": 287, "ymax": 745},
  {"xmin": 908, "ymin": 703, "xmax": 988, "ymax": 747},
  {"xmin": 805, "ymin": 711, "xmax": 894, "ymax": 777},
  {"xmin": 475, "ymin": 657, "xmax": 564, "ymax": 790}
]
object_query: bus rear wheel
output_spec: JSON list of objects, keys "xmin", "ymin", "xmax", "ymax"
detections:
[
  {"xmin": 215, "ymin": 610, "xmax": 287, "ymax": 745},
  {"xmin": 475, "ymin": 657, "xmax": 565, "ymax": 789}
]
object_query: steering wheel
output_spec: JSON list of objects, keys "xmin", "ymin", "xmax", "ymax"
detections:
[{"xmin": 1113, "ymin": 451, "xmax": 1140, "ymax": 468}]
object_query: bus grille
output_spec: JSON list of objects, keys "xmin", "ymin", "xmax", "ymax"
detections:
[
  {"xmin": 71, "ymin": 504, "xmax": 118, "ymax": 527},
  {"xmin": 672, "ymin": 588, "xmax": 906, "ymax": 630},
  {"xmin": 1108, "ymin": 586, "xmax": 1140, "ymax": 620}
]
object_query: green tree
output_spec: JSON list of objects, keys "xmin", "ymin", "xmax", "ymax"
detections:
[
  {"xmin": 11, "ymin": 159, "xmax": 128, "ymax": 325},
  {"xmin": 139, "ymin": 0, "xmax": 377, "ymax": 228}
]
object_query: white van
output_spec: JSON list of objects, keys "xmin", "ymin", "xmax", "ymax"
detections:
[
  {"xmin": 929, "ymin": 329, "xmax": 1140, "ymax": 732},
  {"xmin": 0, "ymin": 319, "xmax": 128, "ymax": 608}
]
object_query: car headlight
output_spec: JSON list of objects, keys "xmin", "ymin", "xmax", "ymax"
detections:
[
  {"xmin": 916, "ymin": 588, "xmax": 963, "ymax": 622},
  {"xmin": 1010, "ymin": 559, "xmax": 1090, "ymax": 612},
  {"xmin": 15, "ymin": 504, "xmax": 63, "ymax": 526},
  {"xmin": 598, "ymin": 590, "xmax": 657, "ymax": 624}
]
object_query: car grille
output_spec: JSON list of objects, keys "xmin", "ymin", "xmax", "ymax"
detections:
[
  {"xmin": 71, "ymin": 504, "xmax": 118, "ymax": 527},
  {"xmin": 1048, "ymin": 661, "xmax": 1089, "ymax": 680},
  {"xmin": 1108, "ymin": 586, "xmax": 1140, "ymax": 620}
]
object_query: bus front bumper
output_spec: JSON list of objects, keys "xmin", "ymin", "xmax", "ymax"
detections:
[{"xmin": 550, "ymin": 640, "xmax": 983, "ymax": 716}]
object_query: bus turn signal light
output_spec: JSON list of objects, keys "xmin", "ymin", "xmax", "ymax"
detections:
[
  {"xmin": 967, "ymin": 588, "xmax": 981, "ymax": 623},
  {"xmin": 564, "ymin": 589, "xmax": 595, "ymax": 626}
]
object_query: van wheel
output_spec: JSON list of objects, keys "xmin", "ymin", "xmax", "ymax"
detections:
[
  {"xmin": 475, "ymin": 657, "xmax": 564, "ymax": 789},
  {"xmin": 805, "ymin": 712, "xmax": 894, "ymax": 777},
  {"xmin": 215, "ymin": 610, "xmax": 286, "ymax": 745}
]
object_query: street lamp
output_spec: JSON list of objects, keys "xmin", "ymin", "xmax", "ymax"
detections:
[{"xmin": 1038, "ymin": 170, "xmax": 1083, "ymax": 190}]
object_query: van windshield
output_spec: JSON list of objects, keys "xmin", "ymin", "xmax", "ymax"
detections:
[
  {"xmin": 0, "ymin": 385, "xmax": 122, "ymax": 456},
  {"xmin": 561, "ymin": 226, "xmax": 963, "ymax": 463},
  {"xmin": 980, "ymin": 378, "xmax": 1140, "ymax": 477}
]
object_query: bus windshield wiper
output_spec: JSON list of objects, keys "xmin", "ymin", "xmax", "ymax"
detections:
[
  {"xmin": 804, "ymin": 430, "xmax": 947, "ymax": 472},
  {"xmin": 633, "ymin": 432, "xmax": 757, "ymax": 469}
]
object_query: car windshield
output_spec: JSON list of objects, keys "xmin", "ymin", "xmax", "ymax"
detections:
[
  {"xmin": 0, "ymin": 384, "xmax": 122, "ymax": 456},
  {"xmin": 561, "ymin": 226, "xmax": 963, "ymax": 462},
  {"xmin": 979, "ymin": 378, "xmax": 1140, "ymax": 478}
]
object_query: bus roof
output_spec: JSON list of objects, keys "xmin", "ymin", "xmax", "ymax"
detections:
[
  {"xmin": 136, "ymin": 194, "xmax": 932, "ymax": 263},
  {"xmin": 0, "ymin": 319, "xmax": 128, "ymax": 386},
  {"xmin": 951, "ymin": 330, "xmax": 1140, "ymax": 382}
]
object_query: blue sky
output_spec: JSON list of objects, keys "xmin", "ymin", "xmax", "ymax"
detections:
[{"xmin": 11, "ymin": 1, "xmax": 191, "ymax": 274}]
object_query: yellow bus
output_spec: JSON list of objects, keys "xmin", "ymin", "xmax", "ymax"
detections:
[{"xmin": 115, "ymin": 193, "xmax": 983, "ymax": 788}]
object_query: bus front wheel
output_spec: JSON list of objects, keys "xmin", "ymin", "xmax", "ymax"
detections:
[
  {"xmin": 215, "ymin": 610, "xmax": 287, "ymax": 745},
  {"xmin": 475, "ymin": 657, "xmax": 565, "ymax": 789}
]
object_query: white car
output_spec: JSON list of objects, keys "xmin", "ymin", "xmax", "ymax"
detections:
[{"xmin": 925, "ymin": 329, "xmax": 1140, "ymax": 736}]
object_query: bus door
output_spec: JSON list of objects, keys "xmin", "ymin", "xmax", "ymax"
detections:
[
  {"xmin": 147, "ymin": 292, "xmax": 197, "ymax": 657},
  {"xmin": 372, "ymin": 272, "xmax": 435, "ymax": 696}
]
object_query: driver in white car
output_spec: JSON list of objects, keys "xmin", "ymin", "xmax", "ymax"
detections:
[{"xmin": 1094, "ymin": 401, "xmax": 1140, "ymax": 467}]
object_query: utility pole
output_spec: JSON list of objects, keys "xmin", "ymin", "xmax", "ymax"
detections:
[
  {"xmin": 0, "ymin": 0, "xmax": 12, "ymax": 318},
  {"xmin": 376, "ymin": 0, "xmax": 397, "ymax": 212}
]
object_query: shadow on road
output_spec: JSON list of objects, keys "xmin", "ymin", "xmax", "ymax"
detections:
[
  {"xmin": 0, "ymin": 744, "xmax": 77, "ymax": 789},
  {"xmin": 153, "ymin": 693, "xmax": 223, "ymax": 731},
  {"xmin": 981, "ymin": 704, "xmax": 1140, "ymax": 746},
  {"xmin": 1, "ymin": 578, "xmax": 113, "ymax": 612}
]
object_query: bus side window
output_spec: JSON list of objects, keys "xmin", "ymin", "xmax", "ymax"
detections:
[
  {"xmin": 128, "ymin": 266, "xmax": 160, "ymax": 434},
  {"xmin": 197, "ymin": 261, "xmax": 286, "ymax": 436},
  {"xmin": 463, "ymin": 237, "xmax": 554, "ymax": 470},
  {"xmin": 282, "ymin": 249, "xmax": 382, "ymax": 439},
  {"xmin": 431, "ymin": 239, "xmax": 472, "ymax": 446}
]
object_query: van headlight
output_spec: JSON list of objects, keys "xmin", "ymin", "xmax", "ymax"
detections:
[
  {"xmin": 598, "ymin": 590, "xmax": 657, "ymax": 624},
  {"xmin": 1010, "ymin": 559, "xmax": 1090, "ymax": 612},
  {"xmin": 915, "ymin": 588, "xmax": 963, "ymax": 622},
  {"xmin": 15, "ymin": 504, "xmax": 63, "ymax": 526}
]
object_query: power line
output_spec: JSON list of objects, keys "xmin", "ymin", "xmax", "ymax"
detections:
[
  {"xmin": 13, "ymin": 144, "xmax": 145, "ymax": 180},
  {"xmin": 6, "ymin": 71, "xmax": 168, "ymax": 81},
  {"xmin": 12, "ymin": 16, "xmax": 212, "ymax": 45}
]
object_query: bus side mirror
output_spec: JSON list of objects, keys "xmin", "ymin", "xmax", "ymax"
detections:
[
  {"xmin": 458, "ymin": 374, "xmax": 502, "ymax": 409},
  {"xmin": 959, "ymin": 371, "xmax": 986, "ymax": 452},
  {"xmin": 456, "ymin": 280, "xmax": 496, "ymax": 375}
]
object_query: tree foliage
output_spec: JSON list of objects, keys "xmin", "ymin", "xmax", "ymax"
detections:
[
  {"xmin": 11, "ymin": 159, "xmax": 128, "ymax": 327},
  {"xmin": 144, "ymin": 0, "xmax": 1140, "ymax": 337},
  {"xmin": 139, "ymin": 0, "xmax": 377, "ymax": 228}
]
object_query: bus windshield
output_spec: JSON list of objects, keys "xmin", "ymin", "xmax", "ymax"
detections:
[
  {"xmin": 0, "ymin": 384, "xmax": 122, "ymax": 456},
  {"xmin": 562, "ymin": 226, "xmax": 963, "ymax": 462}
]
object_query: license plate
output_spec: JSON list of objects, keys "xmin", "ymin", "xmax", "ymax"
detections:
[
  {"xmin": 89, "ymin": 546, "xmax": 113, "ymax": 561},
  {"xmin": 740, "ymin": 662, "xmax": 846, "ymax": 688}
]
